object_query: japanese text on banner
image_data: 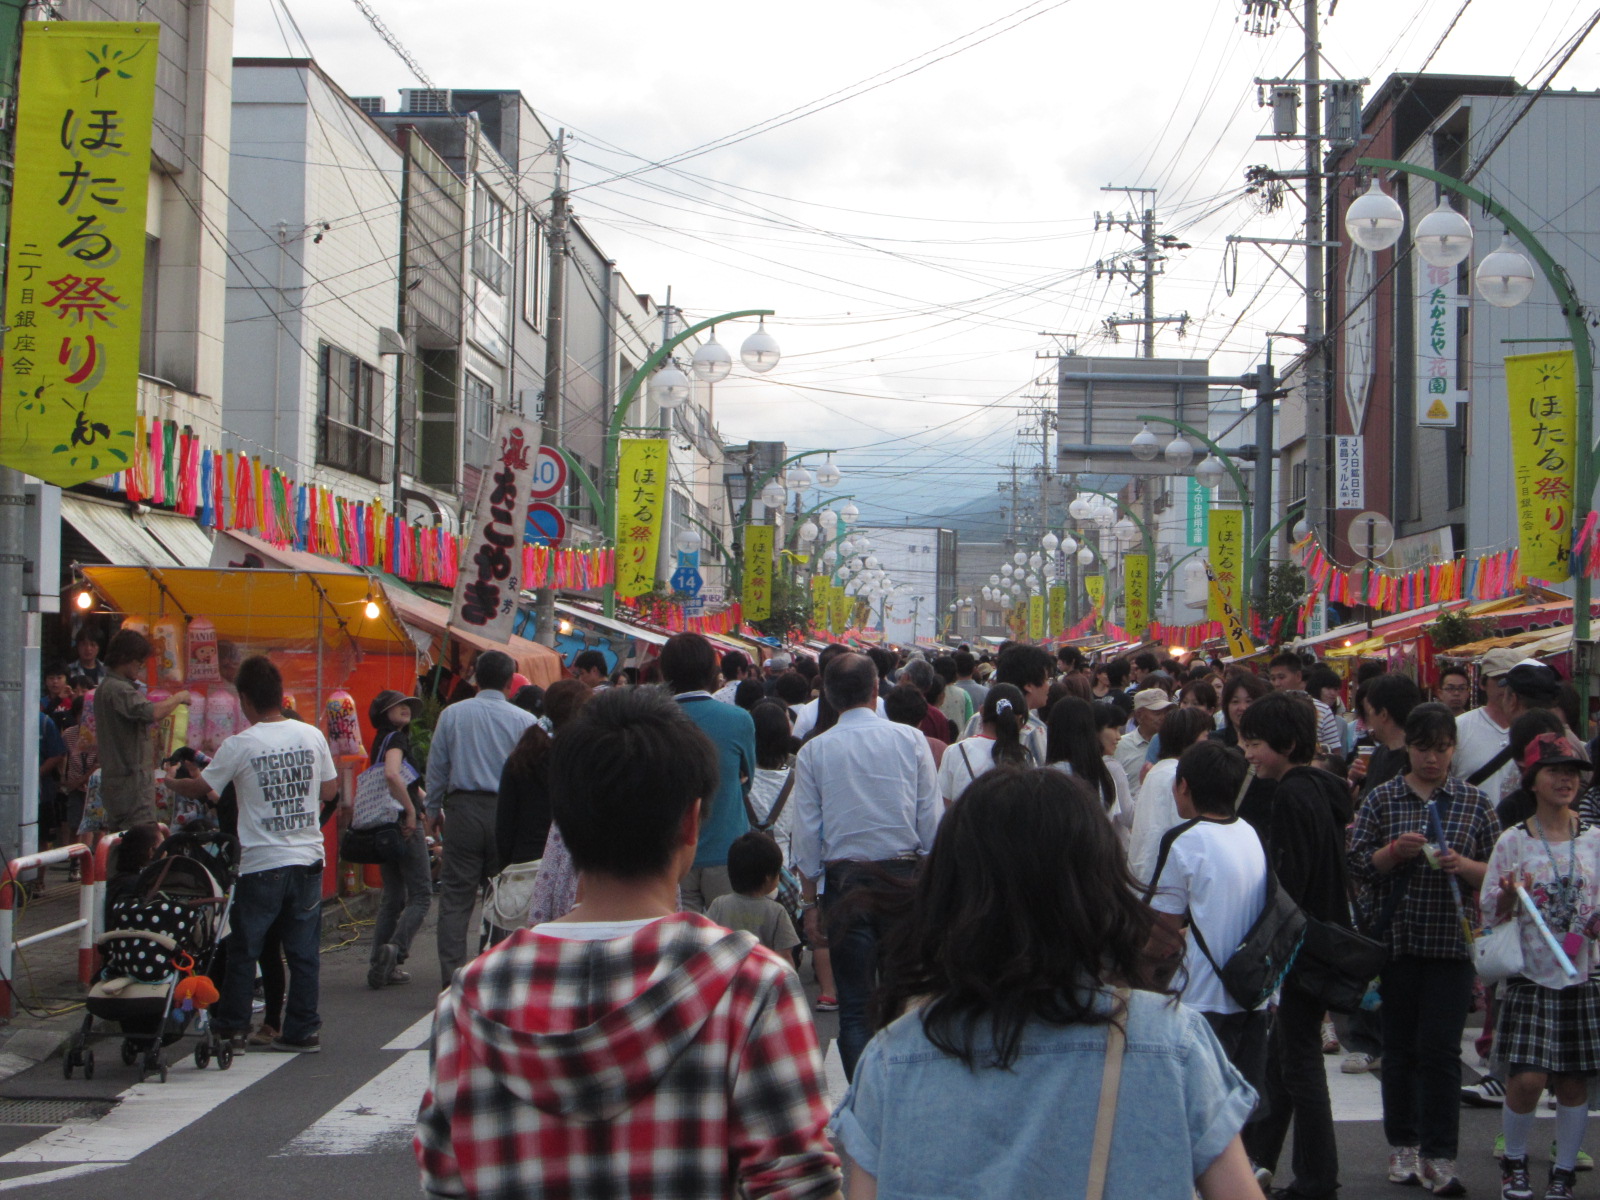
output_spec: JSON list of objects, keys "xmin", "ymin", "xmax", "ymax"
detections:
[
  {"xmin": 744, "ymin": 524, "xmax": 774, "ymax": 621},
  {"xmin": 1185, "ymin": 478, "xmax": 1210, "ymax": 546},
  {"xmin": 811, "ymin": 574, "xmax": 829, "ymax": 631},
  {"xmin": 615, "ymin": 438, "xmax": 668, "ymax": 598},
  {"xmin": 1417, "ymin": 264, "xmax": 1467, "ymax": 427},
  {"xmin": 449, "ymin": 413, "xmax": 541, "ymax": 643},
  {"xmin": 1207, "ymin": 508, "xmax": 1244, "ymax": 621},
  {"xmin": 831, "ymin": 582, "xmax": 851, "ymax": 633},
  {"xmin": 1048, "ymin": 584, "xmax": 1066, "ymax": 637},
  {"xmin": 1506, "ymin": 350, "xmax": 1575, "ymax": 583},
  {"xmin": 1084, "ymin": 575, "xmax": 1105, "ymax": 628},
  {"xmin": 1124, "ymin": 553, "xmax": 1150, "ymax": 640},
  {"xmin": 1, "ymin": 23, "xmax": 159, "ymax": 486},
  {"xmin": 1028, "ymin": 593, "xmax": 1044, "ymax": 641},
  {"xmin": 1206, "ymin": 561, "xmax": 1256, "ymax": 658}
]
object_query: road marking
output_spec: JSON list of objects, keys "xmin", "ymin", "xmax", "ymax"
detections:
[
  {"xmin": 0, "ymin": 1163, "xmax": 121, "ymax": 1191},
  {"xmin": 823, "ymin": 1041, "xmax": 847, "ymax": 1110},
  {"xmin": 276, "ymin": 1050, "xmax": 429, "ymax": 1157},
  {"xmin": 0, "ymin": 1055, "xmax": 292, "ymax": 1164},
  {"xmin": 382, "ymin": 1013, "xmax": 435, "ymax": 1052}
]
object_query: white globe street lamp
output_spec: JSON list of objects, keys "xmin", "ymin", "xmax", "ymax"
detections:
[
  {"xmin": 674, "ymin": 528, "xmax": 702, "ymax": 554},
  {"xmin": 815, "ymin": 453, "xmax": 842, "ymax": 487},
  {"xmin": 1113, "ymin": 515, "xmax": 1137, "ymax": 545},
  {"xmin": 1077, "ymin": 546, "xmax": 1095, "ymax": 566},
  {"xmin": 839, "ymin": 537, "xmax": 855, "ymax": 556},
  {"xmin": 1476, "ymin": 234, "xmax": 1536, "ymax": 308},
  {"xmin": 797, "ymin": 520, "xmax": 818, "ymax": 545},
  {"xmin": 739, "ymin": 319, "xmax": 781, "ymax": 373},
  {"xmin": 818, "ymin": 508, "xmax": 838, "ymax": 533},
  {"xmin": 1194, "ymin": 454, "xmax": 1225, "ymax": 490},
  {"xmin": 1164, "ymin": 435, "xmax": 1194, "ymax": 469},
  {"xmin": 1131, "ymin": 423, "xmax": 1161, "ymax": 461},
  {"xmin": 1061, "ymin": 534, "xmax": 1078, "ymax": 555},
  {"xmin": 840, "ymin": 501, "xmax": 859, "ymax": 526},
  {"xmin": 759, "ymin": 480, "xmax": 785, "ymax": 509},
  {"xmin": 1001, "ymin": 564, "xmax": 1013, "ymax": 577},
  {"xmin": 1028, "ymin": 552, "xmax": 1043, "ymax": 570},
  {"xmin": 1069, "ymin": 497, "xmax": 1093, "ymax": 521},
  {"xmin": 1344, "ymin": 179, "xmax": 1405, "ymax": 252},
  {"xmin": 1013, "ymin": 550, "xmax": 1027, "ymax": 566},
  {"xmin": 690, "ymin": 335, "xmax": 732, "ymax": 382},
  {"xmin": 989, "ymin": 573, "xmax": 1000, "ymax": 586},
  {"xmin": 1041, "ymin": 532, "xmax": 1059, "ymax": 553},
  {"xmin": 786, "ymin": 465, "xmax": 812, "ymax": 494},
  {"xmin": 649, "ymin": 363, "xmax": 692, "ymax": 409},
  {"xmin": 864, "ymin": 555, "xmax": 880, "ymax": 570},
  {"xmin": 854, "ymin": 535, "xmax": 872, "ymax": 552},
  {"xmin": 1414, "ymin": 201, "xmax": 1475, "ymax": 268}
]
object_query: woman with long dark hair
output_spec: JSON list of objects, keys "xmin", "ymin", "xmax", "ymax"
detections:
[
  {"xmin": 1045, "ymin": 695, "xmax": 1125, "ymax": 819},
  {"xmin": 935, "ymin": 683, "xmax": 1028, "ymax": 807},
  {"xmin": 835, "ymin": 768, "xmax": 1258, "ymax": 1198},
  {"xmin": 1212, "ymin": 671, "xmax": 1270, "ymax": 748},
  {"xmin": 365, "ymin": 690, "xmax": 431, "ymax": 990}
]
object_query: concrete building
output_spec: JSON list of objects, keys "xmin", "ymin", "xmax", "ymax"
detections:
[{"xmin": 851, "ymin": 524, "xmax": 957, "ymax": 644}]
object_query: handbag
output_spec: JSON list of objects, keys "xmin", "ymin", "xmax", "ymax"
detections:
[
  {"xmin": 1291, "ymin": 916, "xmax": 1389, "ymax": 1013},
  {"xmin": 1474, "ymin": 913, "xmax": 1525, "ymax": 984},
  {"xmin": 340, "ymin": 822, "xmax": 404, "ymax": 865},
  {"xmin": 351, "ymin": 734, "xmax": 417, "ymax": 830},
  {"xmin": 483, "ymin": 858, "xmax": 543, "ymax": 933},
  {"xmin": 1086, "ymin": 988, "xmax": 1129, "ymax": 1200}
]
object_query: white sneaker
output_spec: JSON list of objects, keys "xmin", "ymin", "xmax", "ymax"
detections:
[
  {"xmin": 1343, "ymin": 1052, "xmax": 1382, "ymax": 1074},
  {"xmin": 1423, "ymin": 1157, "xmax": 1465, "ymax": 1196},
  {"xmin": 1391, "ymin": 1146, "xmax": 1423, "ymax": 1185},
  {"xmin": 1461, "ymin": 1076, "xmax": 1507, "ymax": 1106},
  {"xmin": 1322, "ymin": 1018, "xmax": 1341, "ymax": 1054}
]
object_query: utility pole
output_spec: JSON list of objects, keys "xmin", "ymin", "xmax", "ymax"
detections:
[
  {"xmin": 1096, "ymin": 187, "xmax": 1190, "ymax": 357},
  {"xmin": 1302, "ymin": 0, "xmax": 1329, "ymax": 549},
  {"xmin": 532, "ymin": 130, "xmax": 568, "ymax": 647}
]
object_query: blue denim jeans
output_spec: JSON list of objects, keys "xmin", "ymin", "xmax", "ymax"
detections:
[
  {"xmin": 823, "ymin": 859, "xmax": 919, "ymax": 1081},
  {"xmin": 217, "ymin": 863, "xmax": 323, "ymax": 1042}
]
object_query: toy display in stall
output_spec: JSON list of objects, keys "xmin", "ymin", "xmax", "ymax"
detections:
[
  {"xmin": 323, "ymin": 691, "xmax": 365, "ymax": 758},
  {"xmin": 152, "ymin": 616, "xmax": 185, "ymax": 685},
  {"xmin": 187, "ymin": 617, "xmax": 221, "ymax": 682}
]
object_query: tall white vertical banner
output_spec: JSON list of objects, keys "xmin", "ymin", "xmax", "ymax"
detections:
[
  {"xmin": 450, "ymin": 412, "xmax": 541, "ymax": 644},
  {"xmin": 1334, "ymin": 434, "xmax": 1365, "ymax": 510},
  {"xmin": 1417, "ymin": 263, "xmax": 1467, "ymax": 427}
]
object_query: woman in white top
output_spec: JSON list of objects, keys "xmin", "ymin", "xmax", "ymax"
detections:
[
  {"xmin": 746, "ymin": 700, "xmax": 797, "ymax": 861},
  {"xmin": 937, "ymin": 684, "xmax": 1029, "ymax": 807},
  {"xmin": 1127, "ymin": 706, "xmax": 1215, "ymax": 885},
  {"xmin": 1081, "ymin": 701, "xmax": 1136, "ymax": 840}
]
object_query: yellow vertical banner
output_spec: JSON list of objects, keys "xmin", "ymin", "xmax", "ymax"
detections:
[
  {"xmin": 1206, "ymin": 562, "xmax": 1256, "ymax": 658},
  {"xmin": 1124, "ymin": 553, "xmax": 1150, "ymax": 640},
  {"xmin": 744, "ymin": 524, "xmax": 774, "ymax": 621},
  {"xmin": 811, "ymin": 574, "xmax": 829, "ymax": 631},
  {"xmin": 1207, "ymin": 508, "xmax": 1244, "ymax": 621},
  {"xmin": 832, "ymin": 584, "xmax": 851, "ymax": 632},
  {"xmin": 615, "ymin": 438, "xmax": 668, "ymax": 598},
  {"xmin": 1, "ymin": 23, "xmax": 160, "ymax": 485},
  {"xmin": 1028, "ymin": 593, "xmax": 1045, "ymax": 640},
  {"xmin": 1506, "ymin": 350, "xmax": 1576, "ymax": 582},
  {"xmin": 1084, "ymin": 575, "xmax": 1105, "ymax": 620},
  {"xmin": 1048, "ymin": 584, "xmax": 1066, "ymax": 636}
]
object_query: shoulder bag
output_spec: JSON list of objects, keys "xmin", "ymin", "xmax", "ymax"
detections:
[
  {"xmin": 351, "ymin": 733, "xmax": 416, "ymax": 830},
  {"xmin": 741, "ymin": 769, "xmax": 803, "ymax": 937},
  {"xmin": 483, "ymin": 857, "xmax": 543, "ymax": 934},
  {"xmin": 1086, "ymin": 988, "xmax": 1129, "ymax": 1200}
]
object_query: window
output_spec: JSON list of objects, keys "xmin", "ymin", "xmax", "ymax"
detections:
[
  {"xmin": 523, "ymin": 211, "xmax": 545, "ymax": 330},
  {"xmin": 462, "ymin": 371, "xmax": 495, "ymax": 471},
  {"xmin": 472, "ymin": 184, "xmax": 511, "ymax": 295},
  {"xmin": 318, "ymin": 343, "xmax": 387, "ymax": 482}
]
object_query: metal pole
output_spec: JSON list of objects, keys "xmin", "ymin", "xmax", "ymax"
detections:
[
  {"xmin": 532, "ymin": 132, "xmax": 568, "ymax": 646},
  {"xmin": 1252, "ymin": 354, "xmax": 1277, "ymax": 612},
  {"xmin": 1142, "ymin": 205, "xmax": 1156, "ymax": 358}
]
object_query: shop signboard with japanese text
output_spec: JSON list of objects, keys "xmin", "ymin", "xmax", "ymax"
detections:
[
  {"xmin": 1, "ymin": 23, "xmax": 159, "ymax": 486},
  {"xmin": 744, "ymin": 524, "xmax": 774, "ymax": 622},
  {"xmin": 1335, "ymin": 435, "xmax": 1365, "ymax": 511},
  {"xmin": 1417, "ymin": 264, "xmax": 1467, "ymax": 427},
  {"xmin": 1185, "ymin": 478, "xmax": 1209, "ymax": 546},
  {"xmin": 615, "ymin": 438, "xmax": 668, "ymax": 598},
  {"xmin": 1506, "ymin": 351, "xmax": 1575, "ymax": 583},
  {"xmin": 449, "ymin": 413, "xmax": 542, "ymax": 644},
  {"xmin": 1207, "ymin": 509, "xmax": 1243, "ymax": 622}
]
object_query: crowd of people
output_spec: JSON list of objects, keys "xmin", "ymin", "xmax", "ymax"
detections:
[{"xmin": 47, "ymin": 619, "xmax": 1600, "ymax": 1199}]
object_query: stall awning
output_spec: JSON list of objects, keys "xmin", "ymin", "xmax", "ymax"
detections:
[
  {"xmin": 63, "ymin": 494, "xmax": 208, "ymax": 568},
  {"xmin": 556, "ymin": 602, "xmax": 669, "ymax": 648},
  {"xmin": 213, "ymin": 530, "xmax": 564, "ymax": 686}
]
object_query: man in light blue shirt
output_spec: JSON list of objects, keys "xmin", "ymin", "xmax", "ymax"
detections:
[
  {"xmin": 793, "ymin": 652, "xmax": 940, "ymax": 1079},
  {"xmin": 426, "ymin": 650, "xmax": 537, "ymax": 985}
]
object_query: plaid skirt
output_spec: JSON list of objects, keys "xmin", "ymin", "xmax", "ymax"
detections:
[{"xmin": 1496, "ymin": 977, "xmax": 1600, "ymax": 1075}]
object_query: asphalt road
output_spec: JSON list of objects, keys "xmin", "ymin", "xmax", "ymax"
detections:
[{"xmin": 0, "ymin": 907, "xmax": 1565, "ymax": 1197}]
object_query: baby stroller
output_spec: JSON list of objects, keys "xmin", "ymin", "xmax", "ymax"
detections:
[{"xmin": 63, "ymin": 829, "xmax": 238, "ymax": 1083}]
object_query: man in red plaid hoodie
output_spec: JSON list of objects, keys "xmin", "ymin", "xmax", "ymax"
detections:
[{"xmin": 416, "ymin": 687, "xmax": 841, "ymax": 1200}]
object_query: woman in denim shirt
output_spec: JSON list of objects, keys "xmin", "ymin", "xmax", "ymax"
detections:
[{"xmin": 831, "ymin": 767, "xmax": 1258, "ymax": 1199}]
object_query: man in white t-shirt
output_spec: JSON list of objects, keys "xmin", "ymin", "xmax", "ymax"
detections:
[
  {"xmin": 1146, "ymin": 739, "xmax": 1269, "ymax": 1105},
  {"xmin": 1450, "ymin": 646, "xmax": 1522, "ymax": 799},
  {"xmin": 167, "ymin": 656, "xmax": 337, "ymax": 1054}
]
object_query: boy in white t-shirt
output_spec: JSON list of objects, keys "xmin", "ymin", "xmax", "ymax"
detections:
[
  {"xmin": 1145, "ymin": 739, "xmax": 1269, "ymax": 1108},
  {"xmin": 166, "ymin": 656, "xmax": 337, "ymax": 1053}
]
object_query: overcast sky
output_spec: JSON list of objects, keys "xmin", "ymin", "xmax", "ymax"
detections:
[{"xmin": 236, "ymin": 0, "xmax": 1600, "ymax": 524}]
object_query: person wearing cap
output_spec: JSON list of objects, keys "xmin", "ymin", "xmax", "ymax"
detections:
[
  {"xmin": 365, "ymin": 689, "xmax": 431, "ymax": 991},
  {"xmin": 1116, "ymin": 688, "xmax": 1172, "ymax": 804},
  {"xmin": 1481, "ymin": 733, "xmax": 1600, "ymax": 1200},
  {"xmin": 1348, "ymin": 703, "xmax": 1500, "ymax": 1197},
  {"xmin": 1453, "ymin": 647, "xmax": 1527, "ymax": 800},
  {"xmin": 761, "ymin": 652, "xmax": 792, "ymax": 696}
]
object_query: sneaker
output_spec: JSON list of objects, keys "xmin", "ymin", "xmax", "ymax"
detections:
[
  {"xmin": 1322, "ymin": 1019, "xmax": 1340, "ymax": 1054},
  {"xmin": 368, "ymin": 943, "xmax": 398, "ymax": 991},
  {"xmin": 1502, "ymin": 1156, "xmax": 1535, "ymax": 1200},
  {"xmin": 269, "ymin": 1035, "xmax": 321, "ymax": 1054},
  {"xmin": 224, "ymin": 1032, "xmax": 250, "ymax": 1054},
  {"xmin": 1343, "ymin": 1052, "xmax": 1382, "ymax": 1074},
  {"xmin": 1423, "ymin": 1158, "xmax": 1465, "ymax": 1196},
  {"xmin": 1391, "ymin": 1147, "xmax": 1423, "ymax": 1186},
  {"xmin": 387, "ymin": 968, "xmax": 412, "ymax": 985},
  {"xmin": 1255, "ymin": 1164, "xmax": 1275, "ymax": 1191},
  {"xmin": 1463, "ymin": 1077, "xmax": 1508, "ymax": 1107},
  {"xmin": 1496, "ymin": 1135, "xmax": 1506, "ymax": 1159},
  {"xmin": 1552, "ymin": 1146, "xmax": 1595, "ymax": 1173},
  {"xmin": 247, "ymin": 1024, "xmax": 279, "ymax": 1047},
  {"xmin": 814, "ymin": 994, "xmax": 838, "ymax": 1012},
  {"xmin": 1547, "ymin": 1167, "xmax": 1578, "ymax": 1200}
]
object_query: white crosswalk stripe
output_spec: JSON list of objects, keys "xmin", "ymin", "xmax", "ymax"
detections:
[{"xmin": 276, "ymin": 1050, "xmax": 429, "ymax": 1158}]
